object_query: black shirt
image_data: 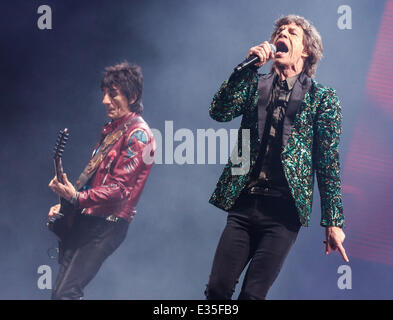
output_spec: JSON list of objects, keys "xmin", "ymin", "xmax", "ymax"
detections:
[{"xmin": 247, "ymin": 72, "xmax": 299, "ymax": 196}]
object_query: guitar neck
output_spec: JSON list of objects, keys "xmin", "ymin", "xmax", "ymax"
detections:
[
  {"xmin": 52, "ymin": 128, "xmax": 69, "ymax": 207},
  {"xmin": 54, "ymin": 157, "xmax": 65, "ymax": 184}
]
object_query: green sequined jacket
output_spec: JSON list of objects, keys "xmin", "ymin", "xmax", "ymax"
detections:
[{"xmin": 208, "ymin": 69, "xmax": 344, "ymax": 227}]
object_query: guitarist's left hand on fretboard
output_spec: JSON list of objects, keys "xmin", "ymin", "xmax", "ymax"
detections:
[{"xmin": 49, "ymin": 172, "xmax": 78, "ymax": 205}]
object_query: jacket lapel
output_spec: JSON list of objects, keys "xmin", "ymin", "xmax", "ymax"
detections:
[
  {"xmin": 282, "ymin": 71, "xmax": 312, "ymax": 147},
  {"xmin": 257, "ymin": 72, "xmax": 275, "ymax": 141}
]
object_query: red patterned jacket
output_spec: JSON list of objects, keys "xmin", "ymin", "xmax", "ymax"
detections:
[{"xmin": 76, "ymin": 112, "xmax": 155, "ymax": 223}]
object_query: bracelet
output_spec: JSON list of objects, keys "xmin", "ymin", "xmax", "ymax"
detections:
[{"xmin": 69, "ymin": 191, "xmax": 79, "ymax": 207}]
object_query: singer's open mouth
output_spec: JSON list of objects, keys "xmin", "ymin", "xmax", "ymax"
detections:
[{"xmin": 276, "ymin": 41, "xmax": 289, "ymax": 53}]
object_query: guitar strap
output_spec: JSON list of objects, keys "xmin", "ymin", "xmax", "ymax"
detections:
[{"xmin": 75, "ymin": 116, "xmax": 143, "ymax": 191}]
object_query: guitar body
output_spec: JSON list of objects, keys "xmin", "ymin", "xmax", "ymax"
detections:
[{"xmin": 47, "ymin": 198, "xmax": 79, "ymax": 242}]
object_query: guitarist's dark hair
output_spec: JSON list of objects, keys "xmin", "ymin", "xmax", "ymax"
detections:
[{"xmin": 101, "ymin": 61, "xmax": 144, "ymax": 115}]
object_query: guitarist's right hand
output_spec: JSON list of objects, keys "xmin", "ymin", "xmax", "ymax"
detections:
[{"xmin": 48, "ymin": 204, "xmax": 61, "ymax": 218}]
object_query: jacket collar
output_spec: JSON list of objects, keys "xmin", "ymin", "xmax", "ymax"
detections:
[
  {"xmin": 257, "ymin": 70, "xmax": 312, "ymax": 145},
  {"xmin": 282, "ymin": 70, "xmax": 312, "ymax": 146},
  {"xmin": 102, "ymin": 112, "xmax": 138, "ymax": 136}
]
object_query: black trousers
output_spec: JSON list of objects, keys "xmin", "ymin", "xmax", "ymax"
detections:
[
  {"xmin": 205, "ymin": 193, "xmax": 301, "ymax": 300},
  {"xmin": 51, "ymin": 214, "xmax": 129, "ymax": 300}
]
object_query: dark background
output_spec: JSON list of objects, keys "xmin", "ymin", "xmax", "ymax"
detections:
[{"xmin": 0, "ymin": 0, "xmax": 392, "ymax": 299}]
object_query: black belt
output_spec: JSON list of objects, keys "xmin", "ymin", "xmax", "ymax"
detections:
[
  {"xmin": 246, "ymin": 184, "xmax": 291, "ymax": 199},
  {"xmin": 80, "ymin": 210, "xmax": 126, "ymax": 223},
  {"xmin": 105, "ymin": 214, "xmax": 125, "ymax": 223},
  {"xmin": 248, "ymin": 186, "xmax": 281, "ymax": 197}
]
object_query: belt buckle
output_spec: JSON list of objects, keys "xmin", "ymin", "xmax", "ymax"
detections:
[
  {"xmin": 106, "ymin": 215, "xmax": 120, "ymax": 222},
  {"xmin": 249, "ymin": 186, "xmax": 270, "ymax": 195}
]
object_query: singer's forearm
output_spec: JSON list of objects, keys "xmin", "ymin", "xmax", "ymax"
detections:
[
  {"xmin": 209, "ymin": 68, "xmax": 258, "ymax": 122},
  {"xmin": 315, "ymin": 88, "xmax": 344, "ymax": 228}
]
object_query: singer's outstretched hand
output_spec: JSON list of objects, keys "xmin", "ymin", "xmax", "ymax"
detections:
[
  {"xmin": 324, "ymin": 226, "xmax": 349, "ymax": 263},
  {"xmin": 248, "ymin": 41, "xmax": 275, "ymax": 68}
]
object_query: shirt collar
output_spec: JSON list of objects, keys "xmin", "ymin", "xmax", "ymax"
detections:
[
  {"xmin": 285, "ymin": 73, "xmax": 299, "ymax": 90},
  {"xmin": 102, "ymin": 112, "xmax": 136, "ymax": 136},
  {"xmin": 274, "ymin": 71, "xmax": 300, "ymax": 91}
]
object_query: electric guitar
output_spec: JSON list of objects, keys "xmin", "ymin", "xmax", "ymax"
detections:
[{"xmin": 47, "ymin": 128, "xmax": 78, "ymax": 241}]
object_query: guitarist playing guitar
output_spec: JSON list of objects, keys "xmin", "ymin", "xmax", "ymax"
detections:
[{"xmin": 48, "ymin": 62, "xmax": 155, "ymax": 300}]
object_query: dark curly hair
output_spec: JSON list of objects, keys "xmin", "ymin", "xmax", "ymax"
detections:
[{"xmin": 101, "ymin": 61, "xmax": 144, "ymax": 114}]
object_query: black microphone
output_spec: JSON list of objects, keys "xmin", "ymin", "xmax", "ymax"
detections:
[{"xmin": 233, "ymin": 43, "xmax": 277, "ymax": 73}]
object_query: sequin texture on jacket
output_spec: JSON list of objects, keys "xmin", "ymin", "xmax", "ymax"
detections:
[{"xmin": 208, "ymin": 69, "xmax": 344, "ymax": 227}]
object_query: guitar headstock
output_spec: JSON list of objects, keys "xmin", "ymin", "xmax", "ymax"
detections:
[{"xmin": 53, "ymin": 128, "xmax": 69, "ymax": 160}]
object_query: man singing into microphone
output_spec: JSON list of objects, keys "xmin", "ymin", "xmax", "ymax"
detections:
[
  {"xmin": 48, "ymin": 62, "xmax": 155, "ymax": 299},
  {"xmin": 205, "ymin": 15, "xmax": 348, "ymax": 299}
]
